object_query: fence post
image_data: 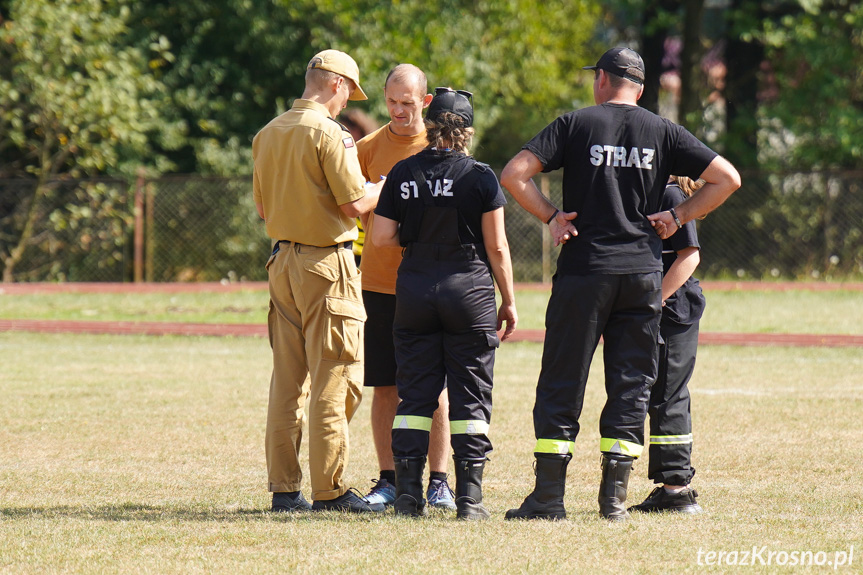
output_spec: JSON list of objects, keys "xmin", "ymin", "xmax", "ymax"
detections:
[
  {"xmin": 540, "ymin": 174, "xmax": 551, "ymax": 284},
  {"xmin": 133, "ymin": 169, "xmax": 145, "ymax": 283},
  {"xmin": 145, "ymin": 180, "xmax": 155, "ymax": 282}
]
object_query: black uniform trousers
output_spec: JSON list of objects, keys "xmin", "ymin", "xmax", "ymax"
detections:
[
  {"xmin": 391, "ymin": 245, "xmax": 499, "ymax": 461},
  {"xmin": 647, "ymin": 320, "xmax": 699, "ymax": 485},
  {"xmin": 533, "ymin": 272, "xmax": 662, "ymax": 455}
]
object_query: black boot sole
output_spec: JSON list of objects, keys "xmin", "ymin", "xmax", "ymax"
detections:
[
  {"xmin": 504, "ymin": 509, "xmax": 566, "ymax": 520},
  {"xmin": 455, "ymin": 499, "xmax": 489, "ymax": 520},
  {"xmin": 629, "ymin": 504, "xmax": 703, "ymax": 514},
  {"xmin": 393, "ymin": 494, "xmax": 427, "ymax": 517}
]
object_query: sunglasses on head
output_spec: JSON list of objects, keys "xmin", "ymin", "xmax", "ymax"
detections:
[{"xmin": 435, "ymin": 87, "xmax": 473, "ymax": 103}]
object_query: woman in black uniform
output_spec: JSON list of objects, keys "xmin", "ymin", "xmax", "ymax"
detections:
[
  {"xmin": 630, "ymin": 175, "xmax": 705, "ymax": 514},
  {"xmin": 372, "ymin": 87, "xmax": 517, "ymax": 520}
]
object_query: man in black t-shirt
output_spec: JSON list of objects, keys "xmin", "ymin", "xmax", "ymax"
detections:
[{"xmin": 501, "ymin": 47, "xmax": 740, "ymax": 521}]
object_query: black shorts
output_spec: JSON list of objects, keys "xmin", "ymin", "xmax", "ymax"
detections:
[{"xmin": 362, "ymin": 290, "xmax": 397, "ymax": 387}]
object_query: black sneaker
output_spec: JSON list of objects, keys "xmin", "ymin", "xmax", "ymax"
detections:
[
  {"xmin": 272, "ymin": 491, "xmax": 312, "ymax": 512},
  {"xmin": 312, "ymin": 488, "xmax": 386, "ymax": 513},
  {"xmin": 629, "ymin": 486, "xmax": 703, "ymax": 514}
]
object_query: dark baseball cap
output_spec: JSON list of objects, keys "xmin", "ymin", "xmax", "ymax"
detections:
[
  {"xmin": 583, "ymin": 47, "xmax": 645, "ymax": 85},
  {"xmin": 426, "ymin": 87, "xmax": 473, "ymax": 127}
]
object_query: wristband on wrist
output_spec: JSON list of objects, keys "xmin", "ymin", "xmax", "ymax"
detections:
[
  {"xmin": 669, "ymin": 207, "xmax": 683, "ymax": 229},
  {"xmin": 545, "ymin": 209, "xmax": 559, "ymax": 225}
]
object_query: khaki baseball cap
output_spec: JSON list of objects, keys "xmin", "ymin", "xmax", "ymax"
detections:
[{"xmin": 307, "ymin": 49, "xmax": 368, "ymax": 101}]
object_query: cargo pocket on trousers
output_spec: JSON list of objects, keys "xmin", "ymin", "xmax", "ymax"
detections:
[
  {"xmin": 323, "ymin": 296, "xmax": 367, "ymax": 362},
  {"xmin": 304, "ymin": 254, "xmax": 340, "ymax": 282},
  {"xmin": 484, "ymin": 331, "xmax": 500, "ymax": 349}
]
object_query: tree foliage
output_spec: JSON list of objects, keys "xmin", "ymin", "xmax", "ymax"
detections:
[
  {"xmin": 125, "ymin": 0, "xmax": 330, "ymax": 175},
  {"xmin": 757, "ymin": 0, "xmax": 863, "ymax": 169},
  {"xmin": 123, "ymin": 0, "xmax": 601, "ymax": 171},
  {"xmin": 332, "ymin": 0, "xmax": 601, "ymax": 165},
  {"xmin": 0, "ymin": 0, "xmax": 177, "ymax": 179},
  {"xmin": 2, "ymin": 0, "xmax": 862, "ymax": 281},
  {"xmin": 0, "ymin": 0, "xmax": 179, "ymax": 281}
]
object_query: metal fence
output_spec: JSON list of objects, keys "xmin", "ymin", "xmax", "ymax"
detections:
[{"xmin": 2, "ymin": 170, "xmax": 862, "ymax": 283}]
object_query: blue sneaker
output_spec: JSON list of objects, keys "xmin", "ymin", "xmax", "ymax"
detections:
[
  {"xmin": 427, "ymin": 477, "xmax": 457, "ymax": 510},
  {"xmin": 364, "ymin": 478, "xmax": 396, "ymax": 507}
]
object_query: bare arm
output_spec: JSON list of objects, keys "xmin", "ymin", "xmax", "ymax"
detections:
[
  {"xmin": 500, "ymin": 150, "xmax": 577, "ymax": 247},
  {"xmin": 648, "ymin": 155, "xmax": 741, "ymax": 239},
  {"xmin": 339, "ymin": 179, "xmax": 385, "ymax": 218},
  {"xmin": 662, "ymin": 246, "xmax": 700, "ymax": 303},
  {"xmin": 370, "ymin": 213, "xmax": 400, "ymax": 248},
  {"xmin": 481, "ymin": 208, "xmax": 517, "ymax": 341}
]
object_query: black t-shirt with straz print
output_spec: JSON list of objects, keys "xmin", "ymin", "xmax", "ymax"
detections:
[
  {"xmin": 524, "ymin": 103, "xmax": 717, "ymax": 275},
  {"xmin": 375, "ymin": 148, "xmax": 506, "ymax": 247}
]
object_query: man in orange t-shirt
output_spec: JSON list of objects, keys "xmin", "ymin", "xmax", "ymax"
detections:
[{"xmin": 357, "ymin": 64, "xmax": 456, "ymax": 510}]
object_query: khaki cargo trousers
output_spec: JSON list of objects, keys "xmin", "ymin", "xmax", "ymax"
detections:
[{"xmin": 265, "ymin": 241, "xmax": 366, "ymax": 501}]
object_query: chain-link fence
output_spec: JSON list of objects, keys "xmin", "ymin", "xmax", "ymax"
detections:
[
  {"xmin": 0, "ymin": 178, "xmax": 132, "ymax": 282},
  {"xmin": 142, "ymin": 176, "xmax": 270, "ymax": 282},
  {"xmin": 2, "ymin": 170, "xmax": 862, "ymax": 283}
]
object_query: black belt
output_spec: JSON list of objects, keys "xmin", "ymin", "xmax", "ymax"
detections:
[{"xmin": 275, "ymin": 240, "xmax": 352, "ymax": 251}]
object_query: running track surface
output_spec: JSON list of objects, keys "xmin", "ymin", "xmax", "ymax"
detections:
[{"xmin": 2, "ymin": 282, "xmax": 862, "ymax": 348}]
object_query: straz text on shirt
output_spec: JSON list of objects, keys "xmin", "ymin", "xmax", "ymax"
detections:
[
  {"xmin": 589, "ymin": 145, "xmax": 655, "ymax": 170},
  {"xmin": 400, "ymin": 179, "xmax": 454, "ymax": 199}
]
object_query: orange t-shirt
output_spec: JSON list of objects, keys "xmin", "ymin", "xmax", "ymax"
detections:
[{"xmin": 357, "ymin": 124, "xmax": 428, "ymax": 294}]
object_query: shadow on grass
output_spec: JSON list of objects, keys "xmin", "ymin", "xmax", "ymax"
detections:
[{"xmin": 0, "ymin": 503, "xmax": 387, "ymax": 523}]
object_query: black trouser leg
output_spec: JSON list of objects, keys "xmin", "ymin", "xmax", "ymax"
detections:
[
  {"xmin": 390, "ymin": 325, "xmax": 443, "ymax": 459},
  {"xmin": 532, "ymin": 274, "xmax": 610, "ymax": 443},
  {"xmin": 444, "ymin": 330, "xmax": 496, "ymax": 460},
  {"xmin": 598, "ymin": 272, "xmax": 662, "ymax": 457},
  {"xmin": 648, "ymin": 321, "xmax": 699, "ymax": 485}
]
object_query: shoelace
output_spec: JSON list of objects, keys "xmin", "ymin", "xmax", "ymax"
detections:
[
  {"xmin": 345, "ymin": 486, "xmax": 369, "ymax": 500},
  {"xmin": 367, "ymin": 479, "xmax": 392, "ymax": 496},
  {"xmin": 429, "ymin": 480, "xmax": 453, "ymax": 501}
]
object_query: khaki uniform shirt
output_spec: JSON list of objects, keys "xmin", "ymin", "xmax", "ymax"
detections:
[{"xmin": 253, "ymin": 99, "xmax": 366, "ymax": 246}]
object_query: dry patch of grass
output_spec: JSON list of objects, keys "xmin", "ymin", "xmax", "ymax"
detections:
[{"xmin": 1, "ymin": 334, "xmax": 861, "ymax": 574}]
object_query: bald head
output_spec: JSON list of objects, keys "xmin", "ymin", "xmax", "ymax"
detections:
[
  {"xmin": 385, "ymin": 63, "xmax": 428, "ymax": 95},
  {"xmin": 383, "ymin": 63, "xmax": 432, "ymax": 137}
]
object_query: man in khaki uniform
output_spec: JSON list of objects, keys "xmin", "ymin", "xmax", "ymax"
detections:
[{"xmin": 252, "ymin": 49, "xmax": 385, "ymax": 513}]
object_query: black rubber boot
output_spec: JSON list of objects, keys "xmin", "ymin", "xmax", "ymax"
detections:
[
  {"xmin": 393, "ymin": 457, "xmax": 427, "ymax": 517},
  {"xmin": 454, "ymin": 458, "xmax": 490, "ymax": 520},
  {"xmin": 598, "ymin": 453, "xmax": 634, "ymax": 521},
  {"xmin": 504, "ymin": 453, "xmax": 571, "ymax": 520}
]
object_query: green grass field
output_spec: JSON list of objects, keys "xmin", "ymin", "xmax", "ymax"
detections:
[
  {"xmin": 1, "ymin": 321, "xmax": 861, "ymax": 573},
  {"xmin": 1, "ymin": 286, "xmax": 862, "ymax": 333}
]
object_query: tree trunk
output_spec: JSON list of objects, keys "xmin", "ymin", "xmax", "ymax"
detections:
[
  {"xmin": 724, "ymin": 1, "xmax": 763, "ymax": 168},
  {"xmin": 640, "ymin": 0, "xmax": 676, "ymax": 114},
  {"xmin": 1, "ymin": 183, "xmax": 49, "ymax": 282},
  {"xmin": 678, "ymin": 0, "xmax": 706, "ymax": 133}
]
